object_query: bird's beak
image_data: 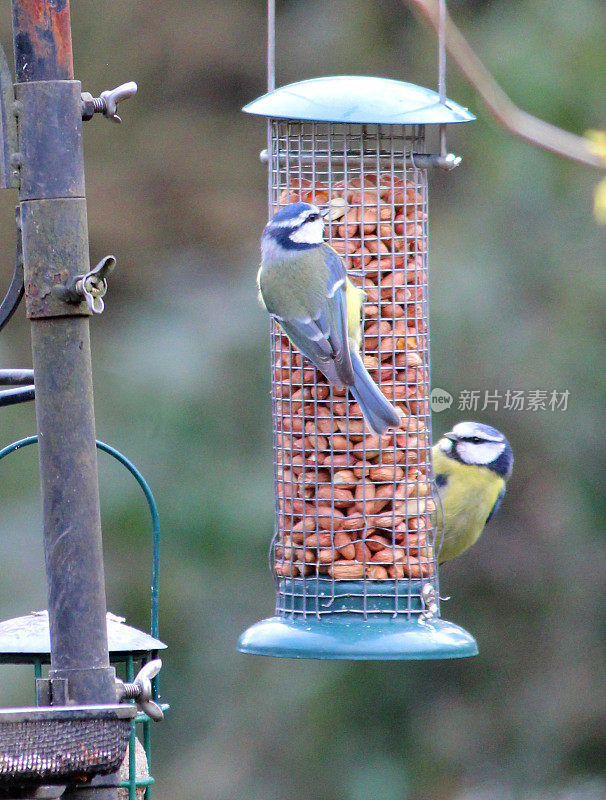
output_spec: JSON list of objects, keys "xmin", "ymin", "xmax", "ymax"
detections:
[
  {"xmin": 320, "ymin": 206, "xmax": 331, "ymax": 220},
  {"xmin": 443, "ymin": 433, "xmax": 459, "ymax": 443}
]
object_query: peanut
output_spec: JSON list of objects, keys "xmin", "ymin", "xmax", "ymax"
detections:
[
  {"xmin": 370, "ymin": 546, "xmax": 405, "ymax": 563},
  {"xmin": 342, "ymin": 512, "xmax": 364, "ymax": 531},
  {"xmin": 353, "ymin": 540, "xmax": 372, "ymax": 563},
  {"xmin": 275, "ymin": 561, "xmax": 298, "ymax": 577},
  {"xmin": 295, "ymin": 548, "xmax": 316, "ymax": 563},
  {"xmin": 366, "ymin": 565, "xmax": 389, "ymax": 580},
  {"xmin": 329, "ymin": 562, "xmax": 365, "ymax": 579},
  {"xmin": 318, "ymin": 548, "xmax": 337, "ymax": 563},
  {"xmin": 317, "ymin": 506, "xmax": 345, "ymax": 531},
  {"xmin": 369, "ymin": 465, "xmax": 405, "ymax": 482},
  {"xmin": 317, "ymin": 484, "xmax": 354, "ymax": 508},
  {"xmin": 366, "ymin": 534, "xmax": 393, "ymax": 552},
  {"xmin": 306, "ymin": 532, "xmax": 332, "ymax": 548},
  {"xmin": 335, "ymin": 531, "xmax": 356, "ymax": 560},
  {"xmin": 403, "ymin": 560, "xmax": 431, "ymax": 579},
  {"xmin": 334, "ymin": 469, "xmax": 358, "ymax": 486}
]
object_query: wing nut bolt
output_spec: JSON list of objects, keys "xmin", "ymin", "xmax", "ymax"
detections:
[
  {"xmin": 52, "ymin": 255, "xmax": 115, "ymax": 314},
  {"xmin": 116, "ymin": 659, "xmax": 164, "ymax": 722},
  {"xmin": 81, "ymin": 81, "xmax": 137, "ymax": 123}
]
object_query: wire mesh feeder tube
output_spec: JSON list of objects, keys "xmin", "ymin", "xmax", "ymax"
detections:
[{"xmin": 239, "ymin": 78, "xmax": 477, "ymax": 659}]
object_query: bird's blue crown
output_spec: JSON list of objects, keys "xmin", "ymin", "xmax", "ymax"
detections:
[{"xmin": 270, "ymin": 202, "xmax": 314, "ymax": 224}]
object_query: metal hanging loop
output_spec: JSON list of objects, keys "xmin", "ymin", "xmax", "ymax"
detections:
[{"xmin": 264, "ymin": 0, "xmax": 462, "ymax": 171}]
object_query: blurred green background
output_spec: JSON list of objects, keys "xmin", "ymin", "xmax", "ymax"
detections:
[{"xmin": 0, "ymin": 1, "xmax": 604, "ymax": 798}]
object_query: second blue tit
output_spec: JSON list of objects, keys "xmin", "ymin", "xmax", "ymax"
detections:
[
  {"xmin": 258, "ymin": 202, "xmax": 401, "ymax": 436},
  {"xmin": 433, "ymin": 421, "xmax": 513, "ymax": 564}
]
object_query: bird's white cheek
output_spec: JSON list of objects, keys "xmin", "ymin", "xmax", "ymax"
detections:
[
  {"xmin": 458, "ymin": 441, "xmax": 505, "ymax": 465},
  {"xmin": 290, "ymin": 220, "xmax": 324, "ymax": 244}
]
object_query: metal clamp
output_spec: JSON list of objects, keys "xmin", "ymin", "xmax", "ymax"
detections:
[
  {"xmin": 420, "ymin": 583, "xmax": 438, "ymax": 621},
  {"xmin": 81, "ymin": 81, "xmax": 138, "ymax": 123},
  {"xmin": 53, "ymin": 255, "xmax": 115, "ymax": 314},
  {"xmin": 116, "ymin": 659, "xmax": 163, "ymax": 722},
  {"xmin": 410, "ymin": 152, "xmax": 462, "ymax": 171}
]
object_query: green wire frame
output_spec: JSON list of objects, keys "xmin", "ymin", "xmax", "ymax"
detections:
[{"xmin": 0, "ymin": 435, "xmax": 163, "ymax": 800}]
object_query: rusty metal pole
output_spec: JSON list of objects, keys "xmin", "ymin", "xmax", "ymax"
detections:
[{"xmin": 10, "ymin": 2, "xmax": 118, "ymax": 798}]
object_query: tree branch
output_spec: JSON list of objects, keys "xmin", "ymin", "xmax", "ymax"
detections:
[{"xmin": 405, "ymin": 0, "xmax": 605, "ymax": 171}]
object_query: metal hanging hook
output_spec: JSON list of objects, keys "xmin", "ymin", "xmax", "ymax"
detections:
[
  {"xmin": 116, "ymin": 659, "xmax": 164, "ymax": 722},
  {"xmin": 81, "ymin": 81, "xmax": 138, "ymax": 123}
]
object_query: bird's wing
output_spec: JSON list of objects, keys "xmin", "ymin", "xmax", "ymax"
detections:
[
  {"xmin": 261, "ymin": 245, "xmax": 355, "ymax": 387},
  {"xmin": 316, "ymin": 244, "xmax": 355, "ymax": 385},
  {"xmin": 278, "ymin": 315, "xmax": 335, "ymax": 366},
  {"xmin": 485, "ymin": 485, "xmax": 506, "ymax": 525},
  {"xmin": 275, "ymin": 245, "xmax": 355, "ymax": 387}
]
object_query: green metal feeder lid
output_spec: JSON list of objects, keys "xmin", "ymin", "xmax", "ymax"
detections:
[
  {"xmin": 0, "ymin": 610, "xmax": 166, "ymax": 660},
  {"xmin": 243, "ymin": 75, "xmax": 475, "ymax": 125}
]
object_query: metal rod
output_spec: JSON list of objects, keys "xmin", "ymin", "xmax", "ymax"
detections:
[
  {"xmin": 267, "ymin": 0, "xmax": 275, "ymax": 92},
  {"xmin": 0, "ymin": 368, "xmax": 34, "ymax": 385},
  {"xmin": 260, "ymin": 148, "xmax": 456, "ymax": 169},
  {"xmin": 438, "ymin": 0, "xmax": 447, "ymax": 157},
  {"xmin": 10, "ymin": 2, "xmax": 117, "ymax": 798},
  {"xmin": 94, "ymin": 441, "xmax": 161, "ymax": 640},
  {"xmin": 0, "ymin": 385, "xmax": 34, "ymax": 406}
]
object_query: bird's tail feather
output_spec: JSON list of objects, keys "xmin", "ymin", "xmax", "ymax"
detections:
[{"xmin": 349, "ymin": 346, "xmax": 401, "ymax": 436}]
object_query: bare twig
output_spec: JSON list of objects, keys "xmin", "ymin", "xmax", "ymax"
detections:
[{"xmin": 405, "ymin": 0, "xmax": 605, "ymax": 171}]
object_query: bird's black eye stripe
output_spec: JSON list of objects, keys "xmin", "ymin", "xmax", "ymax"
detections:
[
  {"xmin": 306, "ymin": 213, "xmax": 320, "ymax": 222},
  {"xmin": 462, "ymin": 436, "xmax": 484, "ymax": 444}
]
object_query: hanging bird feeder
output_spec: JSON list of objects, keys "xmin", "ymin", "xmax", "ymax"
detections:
[
  {"xmin": 0, "ymin": 437, "xmax": 167, "ymax": 800},
  {"xmin": 238, "ymin": 2, "xmax": 478, "ymax": 660}
]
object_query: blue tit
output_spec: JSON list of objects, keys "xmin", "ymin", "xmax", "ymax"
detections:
[
  {"xmin": 257, "ymin": 202, "xmax": 401, "ymax": 436},
  {"xmin": 432, "ymin": 421, "xmax": 513, "ymax": 564}
]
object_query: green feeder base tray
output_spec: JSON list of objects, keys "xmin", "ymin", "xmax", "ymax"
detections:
[
  {"xmin": 238, "ymin": 579, "xmax": 478, "ymax": 661},
  {"xmin": 238, "ymin": 615, "xmax": 477, "ymax": 660}
]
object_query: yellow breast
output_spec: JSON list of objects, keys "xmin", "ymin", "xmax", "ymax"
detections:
[{"xmin": 345, "ymin": 277, "xmax": 365, "ymax": 349}]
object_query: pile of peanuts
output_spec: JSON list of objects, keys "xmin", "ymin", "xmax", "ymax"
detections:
[{"xmin": 272, "ymin": 172, "xmax": 435, "ymax": 581}]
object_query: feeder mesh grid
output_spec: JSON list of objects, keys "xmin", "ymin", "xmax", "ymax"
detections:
[{"xmin": 267, "ymin": 121, "xmax": 442, "ymax": 618}]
